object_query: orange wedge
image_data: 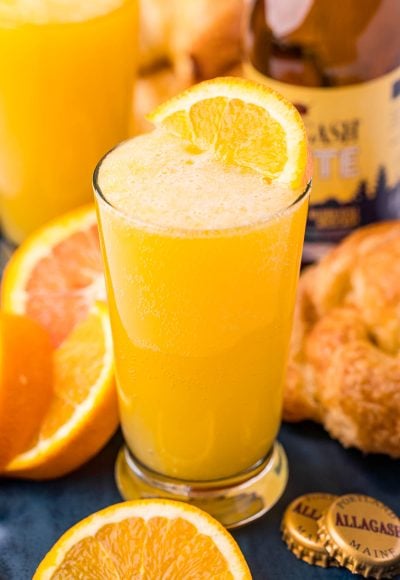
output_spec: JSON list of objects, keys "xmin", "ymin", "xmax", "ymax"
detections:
[
  {"xmin": 1, "ymin": 204, "xmax": 104, "ymax": 347},
  {"xmin": 148, "ymin": 76, "xmax": 308, "ymax": 188},
  {"xmin": 4, "ymin": 302, "xmax": 117, "ymax": 479},
  {"xmin": 34, "ymin": 499, "xmax": 252, "ymax": 579},
  {"xmin": 0, "ymin": 313, "xmax": 53, "ymax": 470}
]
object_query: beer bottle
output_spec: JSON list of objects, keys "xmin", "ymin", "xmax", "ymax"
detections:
[{"xmin": 244, "ymin": 0, "xmax": 400, "ymax": 260}]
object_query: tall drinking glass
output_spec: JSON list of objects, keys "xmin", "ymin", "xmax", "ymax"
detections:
[
  {"xmin": 94, "ymin": 130, "xmax": 310, "ymax": 528},
  {"xmin": 0, "ymin": 0, "xmax": 138, "ymax": 245}
]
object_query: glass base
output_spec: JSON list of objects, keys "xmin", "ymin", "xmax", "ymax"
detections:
[{"xmin": 115, "ymin": 442, "xmax": 288, "ymax": 529}]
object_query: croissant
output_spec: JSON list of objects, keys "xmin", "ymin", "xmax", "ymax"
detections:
[{"xmin": 284, "ymin": 222, "xmax": 400, "ymax": 457}]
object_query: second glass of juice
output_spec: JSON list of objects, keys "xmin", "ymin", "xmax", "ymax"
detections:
[
  {"xmin": 0, "ymin": 0, "xmax": 138, "ymax": 244},
  {"xmin": 95, "ymin": 122, "xmax": 309, "ymax": 528}
]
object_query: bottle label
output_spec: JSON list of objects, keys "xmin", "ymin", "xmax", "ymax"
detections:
[{"xmin": 244, "ymin": 62, "xmax": 400, "ymax": 244}]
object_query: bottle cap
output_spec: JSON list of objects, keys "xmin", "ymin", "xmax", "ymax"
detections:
[
  {"xmin": 281, "ymin": 493, "xmax": 338, "ymax": 567},
  {"xmin": 317, "ymin": 494, "xmax": 400, "ymax": 578}
]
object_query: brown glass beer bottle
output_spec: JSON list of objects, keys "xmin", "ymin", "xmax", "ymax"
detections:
[{"xmin": 244, "ymin": 0, "xmax": 400, "ymax": 261}]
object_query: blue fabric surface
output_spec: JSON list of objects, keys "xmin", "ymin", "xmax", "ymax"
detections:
[{"xmin": 0, "ymin": 422, "xmax": 399, "ymax": 580}]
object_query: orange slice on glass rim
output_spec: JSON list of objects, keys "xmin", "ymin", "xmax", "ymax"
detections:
[{"xmin": 148, "ymin": 76, "xmax": 308, "ymax": 188}]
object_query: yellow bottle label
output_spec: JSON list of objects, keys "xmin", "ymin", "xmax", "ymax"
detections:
[{"xmin": 244, "ymin": 62, "xmax": 400, "ymax": 244}]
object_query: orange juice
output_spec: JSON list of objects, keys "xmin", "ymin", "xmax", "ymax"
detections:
[
  {"xmin": 0, "ymin": 0, "xmax": 138, "ymax": 244},
  {"xmin": 96, "ymin": 129, "xmax": 308, "ymax": 481}
]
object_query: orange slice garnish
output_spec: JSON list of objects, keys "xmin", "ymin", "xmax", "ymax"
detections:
[{"xmin": 148, "ymin": 76, "xmax": 308, "ymax": 188}]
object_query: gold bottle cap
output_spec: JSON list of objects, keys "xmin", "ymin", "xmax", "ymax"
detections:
[
  {"xmin": 318, "ymin": 494, "xmax": 400, "ymax": 578},
  {"xmin": 281, "ymin": 493, "xmax": 338, "ymax": 567}
]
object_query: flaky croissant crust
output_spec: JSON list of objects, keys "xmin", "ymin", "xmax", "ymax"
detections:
[{"xmin": 285, "ymin": 221, "xmax": 400, "ymax": 457}]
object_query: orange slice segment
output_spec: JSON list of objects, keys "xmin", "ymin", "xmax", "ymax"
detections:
[
  {"xmin": 4, "ymin": 302, "xmax": 117, "ymax": 479},
  {"xmin": 148, "ymin": 76, "xmax": 308, "ymax": 188},
  {"xmin": 33, "ymin": 500, "xmax": 252, "ymax": 579},
  {"xmin": 1, "ymin": 204, "xmax": 104, "ymax": 347},
  {"xmin": 0, "ymin": 313, "xmax": 53, "ymax": 469}
]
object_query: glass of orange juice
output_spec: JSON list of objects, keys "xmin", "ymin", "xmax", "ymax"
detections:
[
  {"xmin": 0, "ymin": 0, "xmax": 138, "ymax": 245},
  {"xmin": 94, "ymin": 78, "xmax": 310, "ymax": 528}
]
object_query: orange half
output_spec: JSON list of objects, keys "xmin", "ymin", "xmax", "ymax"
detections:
[
  {"xmin": 4, "ymin": 303, "xmax": 117, "ymax": 479},
  {"xmin": 1, "ymin": 204, "xmax": 104, "ymax": 347},
  {"xmin": 34, "ymin": 500, "xmax": 252, "ymax": 579}
]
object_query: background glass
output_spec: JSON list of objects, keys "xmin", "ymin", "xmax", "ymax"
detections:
[{"xmin": 0, "ymin": 0, "xmax": 138, "ymax": 244}]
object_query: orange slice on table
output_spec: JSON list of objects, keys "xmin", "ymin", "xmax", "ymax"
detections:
[
  {"xmin": 148, "ymin": 76, "xmax": 308, "ymax": 188},
  {"xmin": 0, "ymin": 312, "xmax": 53, "ymax": 470},
  {"xmin": 1, "ymin": 206, "xmax": 118, "ymax": 479},
  {"xmin": 34, "ymin": 499, "xmax": 252, "ymax": 579}
]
